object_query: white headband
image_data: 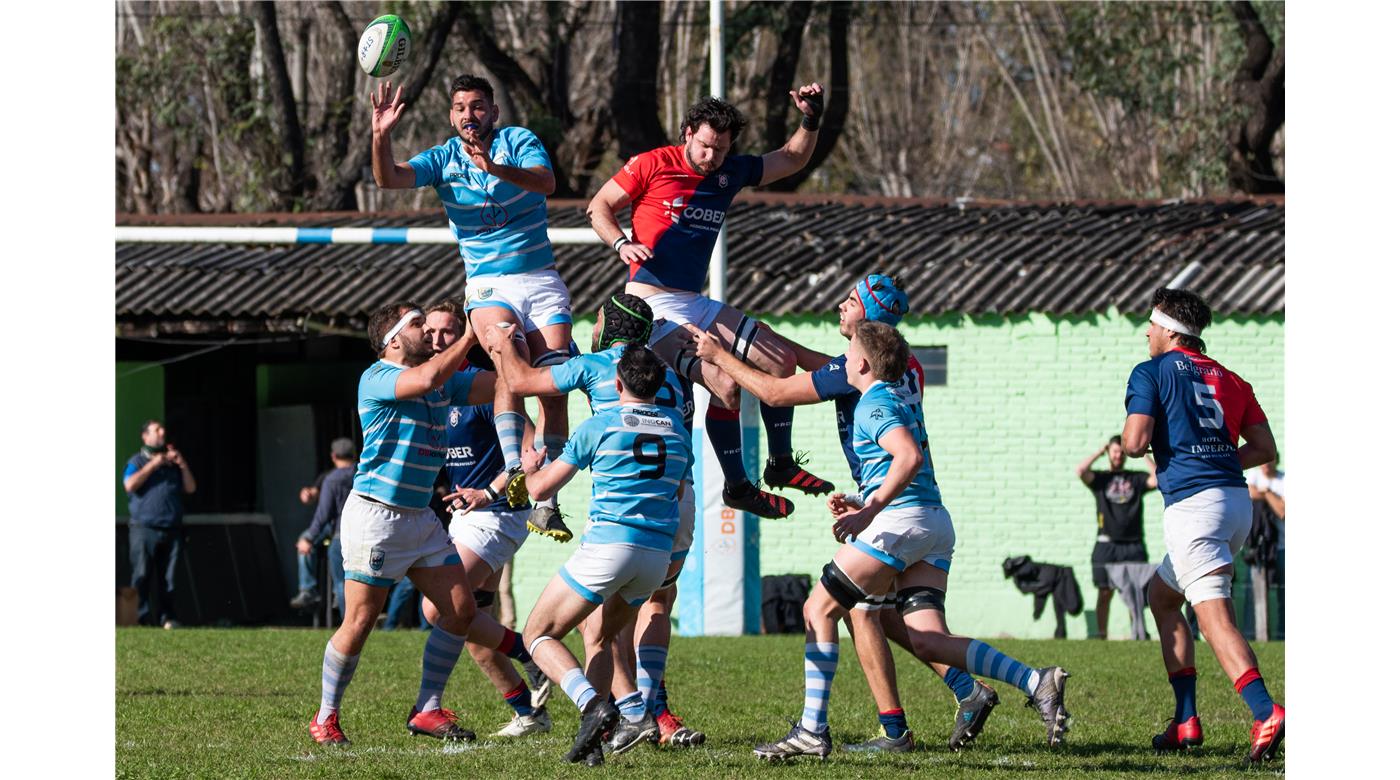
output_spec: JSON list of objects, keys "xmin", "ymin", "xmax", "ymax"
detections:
[
  {"xmin": 1150, "ymin": 308, "xmax": 1201, "ymax": 338},
  {"xmin": 382, "ymin": 309, "xmax": 424, "ymax": 348}
]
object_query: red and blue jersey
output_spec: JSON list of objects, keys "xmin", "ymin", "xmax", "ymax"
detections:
[
  {"xmin": 612, "ymin": 145, "xmax": 764, "ymax": 292},
  {"xmin": 1124, "ymin": 347, "xmax": 1267, "ymax": 506}
]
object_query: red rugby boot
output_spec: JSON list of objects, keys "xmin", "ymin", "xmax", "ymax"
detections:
[
  {"xmin": 1247, "ymin": 704, "xmax": 1284, "ymax": 763},
  {"xmin": 1151, "ymin": 715, "xmax": 1203, "ymax": 752}
]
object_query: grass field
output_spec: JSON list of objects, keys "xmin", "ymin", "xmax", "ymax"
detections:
[{"xmin": 116, "ymin": 628, "xmax": 1283, "ymax": 778}]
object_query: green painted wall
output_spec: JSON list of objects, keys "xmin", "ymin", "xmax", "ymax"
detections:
[
  {"xmin": 507, "ymin": 311, "xmax": 1284, "ymax": 639},
  {"xmin": 115, "ymin": 362, "xmax": 165, "ymax": 514}
]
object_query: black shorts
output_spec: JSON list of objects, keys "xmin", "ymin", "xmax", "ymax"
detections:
[{"xmin": 1092, "ymin": 540, "xmax": 1148, "ymax": 589}]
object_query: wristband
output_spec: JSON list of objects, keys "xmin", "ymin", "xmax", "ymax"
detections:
[
  {"xmin": 801, "ymin": 115, "xmax": 820, "ymax": 131},
  {"xmin": 484, "ymin": 485, "xmax": 499, "ymax": 503},
  {"xmin": 612, "ymin": 236, "xmax": 629, "ymax": 253}
]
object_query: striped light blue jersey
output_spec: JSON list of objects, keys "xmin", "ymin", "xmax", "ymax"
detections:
[
  {"xmin": 559, "ymin": 404, "xmax": 693, "ymax": 552},
  {"xmin": 353, "ymin": 360, "xmax": 480, "ymax": 508},
  {"xmin": 408, "ymin": 127, "xmax": 555, "ymax": 279},
  {"xmin": 851, "ymin": 380, "xmax": 942, "ymax": 509}
]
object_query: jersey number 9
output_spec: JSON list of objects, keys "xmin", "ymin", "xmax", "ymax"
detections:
[{"xmin": 633, "ymin": 434, "xmax": 668, "ymax": 479}]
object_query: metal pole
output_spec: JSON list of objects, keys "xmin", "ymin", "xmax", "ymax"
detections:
[{"xmin": 708, "ymin": 0, "xmax": 727, "ymax": 304}]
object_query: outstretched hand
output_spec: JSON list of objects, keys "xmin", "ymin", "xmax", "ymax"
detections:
[
  {"xmin": 683, "ymin": 323, "xmax": 723, "ymax": 363},
  {"xmin": 371, "ymin": 81, "xmax": 407, "ymax": 135}
]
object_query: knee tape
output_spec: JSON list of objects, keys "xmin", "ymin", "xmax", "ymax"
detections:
[
  {"xmin": 730, "ymin": 316, "xmax": 760, "ymax": 363},
  {"xmin": 895, "ymin": 586, "xmax": 946, "ymax": 615},
  {"xmin": 531, "ymin": 349, "xmax": 572, "ymax": 368},
  {"xmin": 527, "ymin": 634, "xmax": 558, "ymax": 656},
  {"xmin": 473, "ymin": 589, "xmax": 496, "ymax": 609},
  {"xmin": 853, "ymin": 591, "xmax": 895, "ymax": 612},
  {"xmin": 1183, "ymin": 573, "xmax": 1232, "ymax": 605},
  {"xmin": 820, "ymin": 561, "xmax": 867, "ymax": 611}
]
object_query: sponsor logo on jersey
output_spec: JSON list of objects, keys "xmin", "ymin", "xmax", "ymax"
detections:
[
  {"xmin": 662, "ymin": 196, "xmax": 686, "ymax": 225},
  {"xmin": 624, "ymin": 415, "xmax": 639, "ymax": 427},
  {"xmin": 445, "ymin": 446, "xmax": 476, "ymax": 459}
]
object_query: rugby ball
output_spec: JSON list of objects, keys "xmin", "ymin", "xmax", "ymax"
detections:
[{"xmin": 358, "ymin": 15, "xmax": 411, "ymax": 78}]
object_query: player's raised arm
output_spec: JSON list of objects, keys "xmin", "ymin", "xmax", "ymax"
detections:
[
  {"xmin": 393, "ymin": 326, "xmax": 475, "ymax": 399},
  {"xmin": 481, "ymin": 323, "xmax": 566, "ymax": 396},
  {"xmin": 370, "ymin": 81, "xmax": 418, "ymax": 189},
  {"xmin": 758, "ymin": 82, "xmax": 824, "ymax": 187},
  {"xmin": 685, "ymin": 324, "xmax": 822, "ymax": 407},
  {"xmin": 588, "ymin": 180, "xmax": 653, "ymax": 266}
]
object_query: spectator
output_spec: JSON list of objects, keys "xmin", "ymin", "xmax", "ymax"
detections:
[
  {"xmin": 1244, "ymin": 459, "xmax": 1285, "ymax": 639},
  {"xmin": 291, "ymin": 438, "xmax": 357, "ymax": 615},
  {"xmin": 123, "ymin": 420, "xmax": 196, "ymax": 629},
  {"xmin": 1076, "ymin": 436, "xmax": 1157, "ymax": 639}
]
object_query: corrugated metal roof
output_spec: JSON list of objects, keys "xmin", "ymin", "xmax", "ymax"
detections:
[{"xmin": 115, "ymin": 196, "xmax": 1283, "ymax": 323}]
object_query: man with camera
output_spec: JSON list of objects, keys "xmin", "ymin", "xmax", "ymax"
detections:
[{"xmin": 123, "ymin": 419, "xmax": 197, "ymax": 629}]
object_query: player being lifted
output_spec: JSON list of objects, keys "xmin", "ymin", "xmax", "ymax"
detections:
[
  {"xmin": 750, "ymin": 322, "xmax": 1071, "ymax": 761},
  {"xmin": 586, "ymin": 86, "xmax": 834, "ymax": 519},
  {"xmin": 371, "ymin": 74, "xmax": 575, "ymax": 543},
  {"xmin": 514, "ymin": 346, "xmax": 694, "ymax": 767},
  {"xmin": 688, "ymin": 274, "xmax": 998, "ymax": 753},
  {"xmin": 482, "ymin": 293, "xmax": 706, "ymax": 751},
  {"xmin": 1121, "ymin": 287, "xmax": 1284, "ymax": 763}
]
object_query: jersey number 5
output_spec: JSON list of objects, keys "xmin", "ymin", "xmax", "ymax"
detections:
[
  {"xmin": 1192, "ymin": 382, "xmax": 1224, "ymax": 429},
  {"xmin": 633, "ymin": 434, "xmax": 669, "ymax": 479}
]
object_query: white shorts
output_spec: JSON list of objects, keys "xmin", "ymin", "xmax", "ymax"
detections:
[
  {"xmin": 339, "ymin": 492, "xmax": 460, "ymax": 587},
  {"xmin": 1156, "ymin": 486, "xmax": 1251, "ymax": 595},
  {"xmin": 671, "ymin": 481, "xmax": 696, "ymax": 562},
  {"xmin": 448, "ymin": 507, "xmax": 531, "ymax": 573},
  {"xmin": 560, "ymin": 543, "xmax": 670, "ymax": 607},
  {"xmin": 850, "ymin": 504, "xmax": 956, "ymax": 573},
  {"xmin": 465, "ymin": 268, "xmax": 573, "ymax": 333},
  {"xmin": 644, "ymin": 290, "xmax": 725, "ymax": 343}
]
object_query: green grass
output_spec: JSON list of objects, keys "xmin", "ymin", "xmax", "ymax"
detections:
[{"xmin": 116, "ymin": 629, "xmax": 1283, "ymax": 778}]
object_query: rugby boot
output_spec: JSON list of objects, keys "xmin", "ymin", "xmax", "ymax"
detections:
[
  {"xmin": 722, "ymin": 480, "xmax": 794, "ymax": 519},
  {"xmin": 843, "ymin": 729, "xmax": 914, "ymax": 753},
  {"xmin": 606, "ymin": 713, "xmax": 660, "ymax": 754},
  {"xmin": 491, "ymin": 707, "xmax": 552, "ymax": 738},
  {"xmin": 504, "ymin": 467, "xmax": 530, "ymax": 509},
  {"xmin": 764, "ymin": 453, "xmax": 835, "ymax": 496},
  {"xmin": 1025, "ymin": 666, "xmax": 1071, "ymax": 746},
  {"xmin": 1151, "ymin": 715, "xmax": 1203, "ymax": 752},
  {"xmin": 949, "ymin": 679, "xmax": 1000, "ymax": 751},
  {"xmin": 308, "ymin": 712, "xmax": 350, "ymax": 745},
  {"xmin": 657, "ymin": 710, "xmax": 706, "ymax": 747},
  {"xmin": 565, "ymin": 696, "xmax": 619, "ymax": 764},
  {"xmin": 406, "ymin": 707, "xmax": 476, "ymax": 741},
  {"xmin": 522, "ymin": 659, "xmax": 552, "ymax": 708},
  {"xmin": 583, "ymin": 743, "xmax": 605, "ymax": 767},
  {"xmin": 526, "ymin": 504, "xmax": 574, "ymax": 543},
  {"xmin": 753, "ymin": 721, "xmax": 832, "ymax": 761},
  {"xmin": 290, "ymin": 590, "xmax": 322, "ymax": 611},
  {"xmin": 1247, "ymin": 704, "xmax": 1284, "ymax": 763}
]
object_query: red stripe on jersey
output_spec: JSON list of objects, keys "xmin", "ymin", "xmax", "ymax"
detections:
[{"xmin": 1176, "ymin": 348, "xmax": 1267, "ymax": 445}]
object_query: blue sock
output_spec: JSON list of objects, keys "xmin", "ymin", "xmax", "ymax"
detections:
[
  {"xmin": 493, "ymin": 412, "xmax": 526, "ymax": 472},
  {"xmin": 1170, "ymin": 667, "xmax": 1198, "ymax": 721},
  {"xmin": 637, "ymin": 644, "xmax": 669, "ymax": 714},
  {"xmin": 760, "ymin": 402, "xmax": 793, "ymax": 458},
  {"xmin": 617, "ymin": 691, "xmax": 647, "ymax": 723},
  {"xmin": 496, "ymin": 630, "xmax": 530, "ymax": 663},
  {"xmin": 414, "ymin": 625, "xmax": 466, "ymax": 712},
  {"xmin": 706, "ymin": 406, "xmax": 749, "ymax": 485},
  {"xmin": 965, "ymin": 639, "xmax": 1036, "ymax": 696},
  {"xmin": 653, "ymin": 678, "xmax": 671, "ymax": 717},
  {"xmin": 801, "ymin": 641, "xmax": 839, "ymax": 734},
  {"xmin": 878, "ymin": 708, "xmax": 908, "ymax": 739},
  {"xmin": 942, "ymin": 666, "xmax": 977, "ymax": 701},
  {"xmin": 503, "ymin": 681, "xmax": 533, "ymax": 717},
  {"xmin": 1234, "ymin": 668, "xmax": 1275, "ymax": 721},
  {"xmin": 317, "ymin": 640, "xmax": 359, "ymax": 723},
  {"xmin": 561, "ymin": 668, "xmax": 597, "ymax": 711}
]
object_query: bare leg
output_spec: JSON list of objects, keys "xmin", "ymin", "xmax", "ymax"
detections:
[{"xmin": 1148, "ymin": 573, "xmax": 1194, "ymax": 675}]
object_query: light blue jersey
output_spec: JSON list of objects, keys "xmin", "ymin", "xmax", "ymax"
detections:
[
  {"xmin": 354, "ymin": 361, "xmax": 480, "ymax": 508},
  {"xmin": 408, "ymin": 127, "xmax": 555, "ymax": 279},
  {"xmin": 851, "ymin": 380, "xmax": 942, "ymax": 509},
  {"xmin": 559, "ymin": 404, "xmax": 693, "ymax": 552}
]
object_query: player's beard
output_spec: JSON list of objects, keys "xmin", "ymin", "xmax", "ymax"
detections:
[
  {"xmin": 400, "ymin": 336, "xmax": 435, "ymax": 367},
  {"xmin": 684, "ymin": 144, "xmax": 715, "ymax": 176}
]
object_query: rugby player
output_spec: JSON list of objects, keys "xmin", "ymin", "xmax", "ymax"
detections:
[
  {"xmin": 415, "ymin": 303, "xmax": 553, "ymax": 738},
  {"xmin": 586, "ymin": 87, "xmax": 834, "ymax": 520},
  {"xmin": 307, "ymin": 303, "xmax": 536, "ymax": 746},
  {"xmin": 482, "ymin": 294, "xmax": 706, "ymax": 751},
  {"xmin": 1121, "ymin": 287, "xmax": 1284, "ymax": 762},
  {"xmin": 687, "ymin": 274, "xmax": 998, "ymax": 752},
  {"xmin": 515, "ymin": 346, "xmax": 694, "ymax": 766},
  {"xmin": 751, "ymin": 322, "xmax": 1070, "ymax": 761},
  {"xmin": 372, "ymin": 74, "xmax": 576, "ymax": 543}
]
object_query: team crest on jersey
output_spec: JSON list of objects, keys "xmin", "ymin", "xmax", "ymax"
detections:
[
  {"xmin": 369, "ymin": 546, "xmax": 385, "ymax": 572},
  {"xmin": 717, "ymin": 174, "xmax": 730, "ymax": 188},
  {"xmin": 478, "ymin": 287, "xmax": 494, "ymax": 299},
  {"xmin": 870, "ymin": 408, "xmax": 885, "ymax": 420},
  {"xmin": 449, "ymin": 408, "xmax": 462, "ymax": 427},
  {"xmin": 480, "ymin": 197, "xmax": 507, "ymax": 227}
]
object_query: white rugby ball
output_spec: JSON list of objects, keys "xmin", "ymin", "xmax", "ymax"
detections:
[{"xmin": 358, "ymin": 14, "xmax": 411, "ymax": 78}]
